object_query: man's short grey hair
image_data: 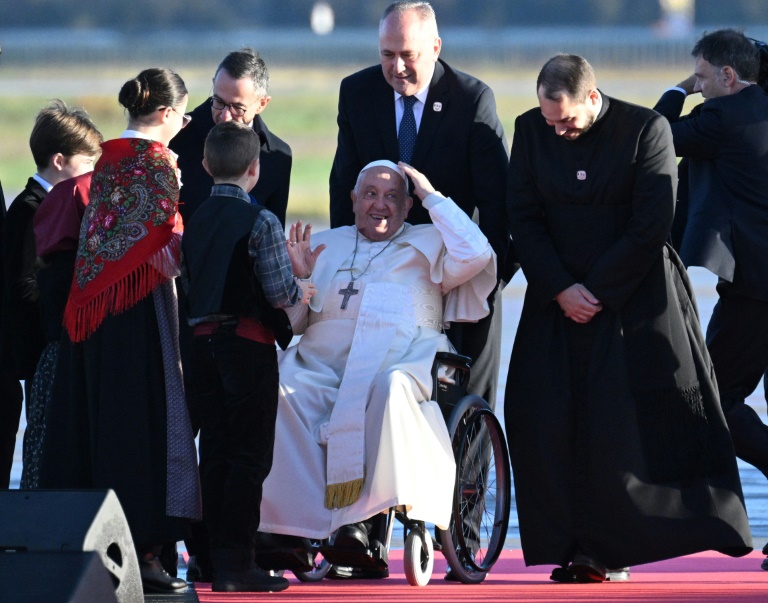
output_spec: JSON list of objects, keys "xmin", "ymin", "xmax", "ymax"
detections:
[
  {"xmin": 214, "ymin": 47, "xmax": 269, "ymax": 97},
  {"xmin": 380, "ymin": 1, "xmax": 438, "ymax": 34},
  {"xmin": 537, "ymin": 54, "xmax": 597, "ymax": 103}
]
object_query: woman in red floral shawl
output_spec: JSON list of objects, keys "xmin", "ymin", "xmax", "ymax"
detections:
[{"xmin": 45, "ymin": 68, "xmax": 201, "ymax": 594}]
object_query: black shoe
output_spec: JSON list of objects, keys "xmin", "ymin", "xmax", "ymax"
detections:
[
  {"xmin": 212, "ymin": 566, "xmax": 289, "ymax": 592},
  {"xmin": 444, "ymin": 564, "xmax": 478, "ymax": 582},
  {"xmin": 140, "ymin": 556, "xmax": 188, "ymax": 593},
  {"xmin": 333, "ymin": 523, "xmax": 370, "ymax": 550},
  {"xmin": 186, "ymin": 554, "xmax": 215, "ymax": 583},
  {"xmin": 444, "ymin": 550, "xmax": 477, "ymax": 582},
  {"xmin": 550, "ymin": 565, "xmax": 577, "ymax": 583},
  {"xmin": 327, "ymin": 564, "xmax": 389, "ymax": 579},
  {"xmin": 570, "ymin": 553, "xmax": 607, "ymax": 583},
  {"xmin": 252, "ymin": 532, "xmax": 314, "ymax": 573},
  {"xmin": 551, "ymin": 553, "xmax": 607, "ymax": 584}
]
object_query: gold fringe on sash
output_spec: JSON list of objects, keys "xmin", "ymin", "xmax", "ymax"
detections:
[{"xmin": 324, "ymin": 476, "xmax": 365, "ymax": 510}]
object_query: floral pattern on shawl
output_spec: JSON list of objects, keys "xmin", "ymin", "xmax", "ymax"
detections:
[
  {"xmin": 76, "ymin": 139, "xmax": 178, "ymax": 288},
  {"xmin": 64, "ymin": 137, "xmax": 180, "ymax": 343}
]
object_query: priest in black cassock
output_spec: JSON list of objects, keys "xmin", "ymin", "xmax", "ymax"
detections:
[{"xmin": 505, "ymin": 54, "xmax": 752, "ymax": 584}]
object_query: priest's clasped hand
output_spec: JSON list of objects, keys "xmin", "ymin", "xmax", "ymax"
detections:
[{"xmin": 555, "ymin": 283, "xmax": 603, "ymax": 323}]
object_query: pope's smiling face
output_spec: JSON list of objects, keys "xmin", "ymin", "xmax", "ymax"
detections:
[{"xmin": 351, "ymin": 166, "xmax": 412, "ymax": 242}]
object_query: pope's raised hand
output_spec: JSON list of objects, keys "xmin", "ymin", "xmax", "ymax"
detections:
[
  {"xmin": 398, "ymin": 162, "xmax": 435, "ymax": 200},
  {"xmin": 286, "ymin": 220, "xmax": 326, "ymax": 279}
]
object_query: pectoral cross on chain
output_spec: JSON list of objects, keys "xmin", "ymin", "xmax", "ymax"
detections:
[{"xmin": 339, "ymin": 281, "xmax": 359, "ymax": 309}]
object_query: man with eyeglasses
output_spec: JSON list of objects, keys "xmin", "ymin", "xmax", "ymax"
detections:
[
  {"xmin": 168, "ymin": 48, "xmax": 292, "ymax": 583},
  {"xmin": 170, "ymin": 47, "xmax": 291, "ymax": 225}
]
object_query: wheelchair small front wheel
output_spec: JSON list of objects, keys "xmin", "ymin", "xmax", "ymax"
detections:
[{"xmin": 403, "ymin": 525, "xmax": 434, "ymax": 587}]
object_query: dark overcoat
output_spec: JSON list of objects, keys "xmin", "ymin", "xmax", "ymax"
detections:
[
  {"xmin": 1, "ymin": 178, "xmax": 47, "ymax": 379},
  {"xmin": 169, "ymin": 100, "xmax": 292, "ymax": 226},
  {"xmin": 505, "ymin": 96, "xmax": 752, "ymax": 569},
  {"xmin": 654, "ymin": 86, "xmax": 768, "ymax": 300}
]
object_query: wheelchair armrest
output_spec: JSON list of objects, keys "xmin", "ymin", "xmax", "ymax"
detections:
[
  {"xmin": 434, "ymin": 352, "xmax": 472, "ymax": 370},
  {"xmin": 432, "ymin": 353, "xmax": 472, "ymax": 418}
]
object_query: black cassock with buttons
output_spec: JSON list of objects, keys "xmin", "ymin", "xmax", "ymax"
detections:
[{"xmin": 505, "ymin": 94, "xmax": 753, "ymax": 569}]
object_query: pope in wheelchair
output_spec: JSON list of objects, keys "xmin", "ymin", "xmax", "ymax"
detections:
[{"xmin": 257, "ymin": 160, "xmax": 497, "ymax": 578}]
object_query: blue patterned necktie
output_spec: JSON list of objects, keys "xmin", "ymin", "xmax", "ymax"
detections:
[{"xmin": 398, "ymin": 95, "xmax": 417, "ymax": 163}]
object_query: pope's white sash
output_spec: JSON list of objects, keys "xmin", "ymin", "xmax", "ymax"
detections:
[{"xmin": 323, "ymin": 282, "xmax": 407, "ymax": 509}]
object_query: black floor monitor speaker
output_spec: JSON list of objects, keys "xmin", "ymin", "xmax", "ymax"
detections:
[
  {"xmin": 0, "ymin": 489, "xmax": 142, "ymax": 603},
  {"xmin": 0, "ymin": 551, "xmax": 118, "ymax": 603}
]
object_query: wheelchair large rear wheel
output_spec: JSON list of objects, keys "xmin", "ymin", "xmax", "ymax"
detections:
[{"xmin": 437, "ymin": 395, "xmax": 511, "ymax": 584}]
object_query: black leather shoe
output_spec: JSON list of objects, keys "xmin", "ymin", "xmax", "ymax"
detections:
[
  {"xmin": 333, "ymin": 523, "xmax": 370, "ymax": 550},
  {"xmin": 140, "ymin": 556, "xmax": 188, "ymax": 593},
  {"xmin": 212, "ymin": 567, "xmax": 289, "ymax": 592},
  {"xmin": 570, "ymin": 553, "xmax": 607, "ymax": 583},
  {"xmin": 551, "ymin": 553, "xmax": 607, "ymax": 583},
  {"xmin": 549, "ymin": 565, "xmax": 577, "ymax": 583},
  {"xmin": 186, "ymin": 554, "xmax": 215, "ymax": 583}
]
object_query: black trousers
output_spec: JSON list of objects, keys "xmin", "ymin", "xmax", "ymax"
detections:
[
  {"xmin": 446, "ymin": 286, "xmax": 502, "ymax": 408},
  {"xmin": 706, "ymin": 282, "xmax": 768, "ymax": 479},
  {"xmin": 192, "ymin": 329, "xmax": 279, "ymax": 561},
  {"xmin": 0, "ymin": 369, "xmax": 24, "ymax": 488}
]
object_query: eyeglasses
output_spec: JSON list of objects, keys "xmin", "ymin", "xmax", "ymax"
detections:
[
  {"xmin": 210, "ymin": 95, "xmax": 251, "ymax": 118},
  {"xmin": 160, "ymin": 106, "xmax": 191, "ymax": 128},
  {"xmin": 171, "ymin": 106, "xmax": 191, "ymax": 128}
]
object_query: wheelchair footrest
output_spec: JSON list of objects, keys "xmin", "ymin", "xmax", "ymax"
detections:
[
  {"xmin": 319, "ymin": 539, "xmax": 388, "ymax": 570},
  {"xmin": 253, "ymin": 546, "xmax": 314, "ymax": 573}
]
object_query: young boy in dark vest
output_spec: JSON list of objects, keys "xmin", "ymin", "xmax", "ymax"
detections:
[{"xmin": 182, "ymin": 120, "xmax": 315, "ymax": 593}]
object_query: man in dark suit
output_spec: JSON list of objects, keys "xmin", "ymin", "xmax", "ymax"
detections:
[
  {"xmin": 654, "ymin": 29, "xmax": 768, "ymax": 569},
  {"xmin": 170, "ymin": 48, "xmax": 291, "ymax": 225},
  {"xmin": 329, "ymin": 0, "xmax": 509, "ymax": 410}
]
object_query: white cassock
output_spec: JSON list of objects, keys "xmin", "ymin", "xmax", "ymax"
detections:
[{"xmin": 259, "ymin": 193, "xmax": 496, "ymax": 539}]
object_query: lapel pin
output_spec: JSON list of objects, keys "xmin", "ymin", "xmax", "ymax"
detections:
[
  {"xmin": 577, "ymin": 170, "xmax": 587, "ymax": 180},
  {"xmin": 433, "ymin": 102, "xmax": 442, "ymax": 112}
]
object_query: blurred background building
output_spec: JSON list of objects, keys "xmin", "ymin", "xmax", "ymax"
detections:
[{"xmin": 1, "ymin": 0, "xmax": 768, "ymax": 68}]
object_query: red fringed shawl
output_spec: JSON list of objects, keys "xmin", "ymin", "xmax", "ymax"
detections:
[{"xmin": 63, "ymin": 138, "xmax": 182, "ymax": 342}]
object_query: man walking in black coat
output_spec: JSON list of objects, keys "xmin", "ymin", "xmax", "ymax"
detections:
[
  {"xmin": 329, "ymin": 0, "xmax": 509, "ymax": 410},
  {"xmin": 654, "ymin": 28, "xmax": 768, "ymax": 569}
]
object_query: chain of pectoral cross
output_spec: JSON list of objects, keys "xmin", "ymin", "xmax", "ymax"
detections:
[{"xmin": 338, "ymin": 227, "xmax": 404, "ymax": 309}]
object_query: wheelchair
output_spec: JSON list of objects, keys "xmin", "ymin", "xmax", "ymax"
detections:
[{"xmin": 253, "ymin": 351, "xmax": 511, "ymax": 586}]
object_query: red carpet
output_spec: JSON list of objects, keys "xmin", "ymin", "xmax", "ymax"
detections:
[{"xmin": 193, "ymin": 549, "xmax": 768, "ymax": 603}]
